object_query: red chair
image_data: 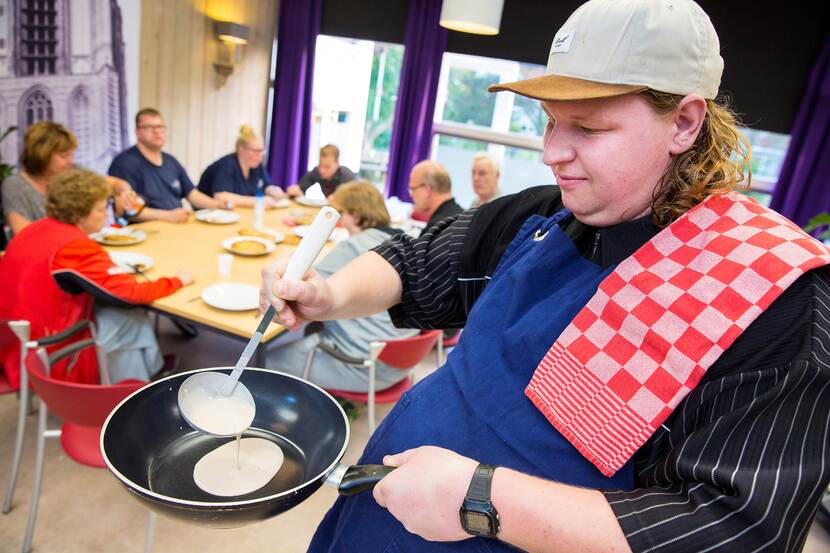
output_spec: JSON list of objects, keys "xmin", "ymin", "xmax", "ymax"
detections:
[
  {"xmin": 21, "ymin": 342, "xmax": 154, "ymax": 553},
  {"xmin": 302, "ymin": 330, "xmax": 441, "ymax": 431},
  {"xmin": 1, "ymin": 319, "xmax": 106, "ymax": 515},
  {"xmin": 410, "ymin": 210, "xmax": 431, "ymax": 222}
]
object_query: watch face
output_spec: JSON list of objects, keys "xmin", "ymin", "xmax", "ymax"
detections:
[{"xmin": 464, "ymin": 511, "xmax": 493, "ymax": 533}]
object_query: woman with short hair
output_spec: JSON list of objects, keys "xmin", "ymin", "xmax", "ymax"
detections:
[
  {"xmin": 0, "ymin": 169, "xmax": 193, "ymax": 387},
  {"xmin": 1, "ymin": 121, "xmax": 77, "ymax": 236},
  {"xmin": 267, "ymin": 180, "xmax": 416, "ymax": 392},
  {"xmin": 198, "ymin": 124, "xmax": 285, "ymax": 207}
]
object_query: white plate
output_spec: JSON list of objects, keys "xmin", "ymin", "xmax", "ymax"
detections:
[
  {"xmin": 273, "ymin": 198, "xmax": 292, "ymax": 209},
  {"xmin": 195, "ymin": 209, "xmax": 241, "ymax": 224},
  {"xmin": 201, "ymin": 283, "xmax": 260, "ymax": 311},
  {"xmin": 294, "ymin": 196, "xmax": 328, "ymax": 207},
  {"xmin": 222, "ymin": 236, "xmax": 276, "ymax": 256},
  {"xmin": 91, "ymin": 228, "xmax": 148, "ymax": 246},
  {"xmin": 293, "ymin": 225, "xmax": 348, "ymax": 243},
  {"xmin": 237, "ymin": 228, "xmax": 285, "ymax": 243},
  {"xmin": 109, "ymin": 252, "xmax": 154, "ymax": 274}
]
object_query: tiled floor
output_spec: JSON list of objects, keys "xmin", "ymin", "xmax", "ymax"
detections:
[{"xmin": 0, "ymin": 315, "xmax": 828, "ymax": 552}]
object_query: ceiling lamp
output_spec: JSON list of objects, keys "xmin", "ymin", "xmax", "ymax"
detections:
[{"xmin": 440, "ymin": 0, "xmax": 504, "ymax": 36}]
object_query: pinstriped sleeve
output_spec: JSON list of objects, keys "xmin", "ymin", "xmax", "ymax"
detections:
[
  {"xmin": 372, "ymin": 211, "xmax": 475, "ymax": 329},
  {"xmin": 602, "ymin": 270, "xmax": 830, "ymax": 553}
]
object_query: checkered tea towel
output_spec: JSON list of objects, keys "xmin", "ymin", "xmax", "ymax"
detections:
[{"xmin": 526, "ymin": 192, "xmax": 830, "ymax": 477}]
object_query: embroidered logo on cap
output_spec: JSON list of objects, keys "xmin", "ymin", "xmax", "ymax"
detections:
[{"xmin": 551, "ymin": 31, "xmax": 573, "ymax": 53}]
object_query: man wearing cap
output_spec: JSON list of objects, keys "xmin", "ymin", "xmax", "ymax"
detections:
[{"xmin": 262, "ymin": 0, "xmax": 830, "ymax": 551}]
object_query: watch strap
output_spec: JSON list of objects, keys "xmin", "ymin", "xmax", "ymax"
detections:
[{"xmin": 466, "ymin": 464, "xmax": 496, "ymax": 502}]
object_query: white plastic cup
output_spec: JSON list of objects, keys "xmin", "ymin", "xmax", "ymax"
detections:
[{"xmin": 217, "ymin": 254, "xmax": 233, "ymax": 278}]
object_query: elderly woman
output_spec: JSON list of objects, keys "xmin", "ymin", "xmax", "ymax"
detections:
[
  {"xmin": 267, "ymin": 180, "xmax": 416, "ymax": 391},
  {"xmin": 0, "ymin": 169, "xmax": 193, "ymax": 388},
  {"xmin": 261, "ymin": 0, "xmax": 830, "ymax": 551},
  {"xmin": 198, "ymin": 124, "xmax": 285, "ymax": 207},
  {"xmin": 1, "ymin": 121, "xmax": 142, "ymax": 236}
]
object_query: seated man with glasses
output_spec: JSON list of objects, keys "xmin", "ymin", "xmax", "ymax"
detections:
[
  {"xmin": 197, "ymin": 124, "xmax": 286, "ymax": 207},
  {"xmin": 108, "ymin": 108, "xmax": 228, "ymax": 223},
  {"xmin": 408, "ymin": 160, "xmax": 463, "ymax": 231}
]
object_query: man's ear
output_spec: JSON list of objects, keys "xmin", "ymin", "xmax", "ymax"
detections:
[{"xmin": 668, "ymin": 94, "xmax": 707, "ymax": 156}]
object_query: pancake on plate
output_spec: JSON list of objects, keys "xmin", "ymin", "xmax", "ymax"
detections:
[{"xmin": 230, "ymin": 240, "xmax": 268, "ymax": 254}]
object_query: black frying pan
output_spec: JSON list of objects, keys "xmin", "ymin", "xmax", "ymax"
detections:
[{"xmin": 100, "ymin": 368, "xmax": 392, "ymax": 528}]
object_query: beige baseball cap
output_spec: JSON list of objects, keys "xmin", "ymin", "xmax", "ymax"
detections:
[{"xmin": 489, "ymin": 0, "xmax": 723, "ymax": 101}]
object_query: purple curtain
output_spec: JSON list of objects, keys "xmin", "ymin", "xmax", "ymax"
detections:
[
  {"xmin": 769, "ymin": 35, "xmax": 830, "ymax": 226},
  {"xmin": 267, "ymin": 0, "xmax": 322, "ymax": 188},
  {"xmin": 384, "ymin": 0, "xmax": 448, "ymax": 200}
]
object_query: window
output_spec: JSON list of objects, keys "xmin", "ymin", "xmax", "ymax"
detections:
[
  {"xmin": 432, "ymin": 52, "xmax": 792, "ymax": 209},
  {"xmin": 18, "ymin": 0, "xmax": 58, "ymax": 76},
  {"xmin": 740, "ymin": 127, "xmax": 791, "ymax": 206},
  {"xmin": 308, "ymin": 35, "xmax": 404, "ymax": 187},
  {"xmin": 22, "ymin": 89, "xmax": 52, "ymax": 127},
  {"xmin": 432, "ymin": 53, "xmax": 549, "ymax": 208},
  {"xmin": 70, "ymin": 87, "xmax": 92, "ymax": 168}
]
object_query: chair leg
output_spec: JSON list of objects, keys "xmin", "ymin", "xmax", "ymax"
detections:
[
  {"xmin": 302, "ymin": 348, "xmax": 316, "ymax": 381},
  {"xmin": 437, "ymin": 338, "xmax": 444, "ymax": 366},
  {"xmin": 3, "ymin": 376, "xmax": 29, "ymax": 513},
  {"xmin": 144, "ymin": 511, "xmax": 157, "ymax": 553},
  {"xmin": 367, "ymin": 360, "xmax": 376, "ymax": 432},
  {"xmin": 22, "ymin": 401, "xmax": 49, "ymax": 553}
]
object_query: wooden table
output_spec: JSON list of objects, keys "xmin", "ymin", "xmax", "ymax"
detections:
[{"xmin": 100, "ymin": 203, "xmax": 325, "ymax": 365}]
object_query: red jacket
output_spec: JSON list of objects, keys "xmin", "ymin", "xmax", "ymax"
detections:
[{"xmin": 0, "ymin": 218, "xmax": 182, "ymax": 389}]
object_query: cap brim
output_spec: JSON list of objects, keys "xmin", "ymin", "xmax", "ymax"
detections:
[{"xmin": 488, "ymin": 74, "xmax": 646, "ymax": 101}]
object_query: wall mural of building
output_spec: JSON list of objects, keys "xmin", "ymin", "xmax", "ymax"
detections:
[{"xmin": 0, "ymin": 0, "xmax": 128, "ymax": 173}]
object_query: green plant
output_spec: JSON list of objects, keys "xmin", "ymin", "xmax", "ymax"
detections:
[
  {"xmin": 0, "ymin": 125, "xmax": 18, "ymax": 179},
  {"xmin": 803, "ymin": 213, "xmax": 830, "ymax": 242}
]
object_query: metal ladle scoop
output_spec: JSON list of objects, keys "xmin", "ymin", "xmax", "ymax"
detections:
[{"xmin": 178, "ymin": 206, "xmax": 341, "ymax": 437}]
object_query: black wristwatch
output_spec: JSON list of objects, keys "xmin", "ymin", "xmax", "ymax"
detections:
[{"xmin": 459, "ymin": 463, "xmax": 500, "ymax": 538}]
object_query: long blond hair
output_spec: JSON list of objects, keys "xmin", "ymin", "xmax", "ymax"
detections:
[{"xmin": 641, "ymin": 90, "xmax": 752, "ymax": 227}]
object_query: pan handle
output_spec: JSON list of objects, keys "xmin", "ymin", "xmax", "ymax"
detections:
[{"xmin": 326, "ymin": 464, "xmax": 395, "ymax": 496}]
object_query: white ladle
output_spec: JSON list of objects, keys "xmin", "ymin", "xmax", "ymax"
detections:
[{"xmin": 178, "ymin": 206, "xmax": 341, "ymax": 437}]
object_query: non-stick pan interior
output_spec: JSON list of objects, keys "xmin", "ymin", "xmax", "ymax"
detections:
[{"xmin": 102, "ymin": 368, "xmax": 348, "ymax": 504}]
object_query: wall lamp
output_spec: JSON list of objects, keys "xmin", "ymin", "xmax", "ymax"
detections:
[{"xmin": 213, "ymin": 20, "xmax": 250, "ymax": 77}]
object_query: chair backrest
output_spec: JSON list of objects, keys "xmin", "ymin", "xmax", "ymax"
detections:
[
  {"xmin": 378, "ymin": 330, "xmax": 441, "ymax": 369},
  {"xmin": 25, "ymin": 349, "xmax": 144, "ymax": 427}
]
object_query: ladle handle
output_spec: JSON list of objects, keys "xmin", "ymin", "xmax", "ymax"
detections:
[{"xmin": 220, "ymin": 206, "xmax": 341, "ymax": 396}]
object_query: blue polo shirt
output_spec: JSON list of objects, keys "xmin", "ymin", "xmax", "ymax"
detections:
[
  {"xmin": 197, "ymin": 153, "xmax": 273, "ymax": 197},
  {"xmin": 107, "ymin": 146, "xmax": 194, "ymax": 210}
]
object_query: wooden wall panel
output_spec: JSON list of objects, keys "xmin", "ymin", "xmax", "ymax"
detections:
[{"xmin": 139, "ymin": 0, "xmax": 278, "ymax": 181}]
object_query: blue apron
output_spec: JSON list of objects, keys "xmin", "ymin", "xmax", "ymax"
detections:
[{"xmin": 309, "ymin": 210, "xmax": 634, "ymax": 553}]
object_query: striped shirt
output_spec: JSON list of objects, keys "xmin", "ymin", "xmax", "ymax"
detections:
[{"xmin": 373, "ymin": 186, "xmax": 830, "ymax": 553}]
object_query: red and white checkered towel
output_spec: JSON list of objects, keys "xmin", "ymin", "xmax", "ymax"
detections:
[{"xmin": 525, "ymin": 192, "xmax": 830, "ymax": 477}]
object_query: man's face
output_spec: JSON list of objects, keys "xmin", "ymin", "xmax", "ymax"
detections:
[
  {"xmin": 471, "ymin": 158, "xmax": 499, "ymax": 201},
  {"xmin": 541, "ymin": 94, "xmax": 676, "ymax": 227},
  {"xmin": 135, "ymin": 114, "xmax": 167, "ymax": 150},
  {"xmin": 318, "ymin": 156, "xmax": 339, "ymax": 180},
  {"xmin": 408, "ymin": 168, "xmax": 429, "ymax": 212}
]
